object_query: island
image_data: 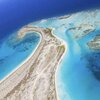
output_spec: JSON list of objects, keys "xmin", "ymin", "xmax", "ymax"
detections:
[{"xmin": 0, "ymin": 25, "xmax": 66, "ymax": 100}]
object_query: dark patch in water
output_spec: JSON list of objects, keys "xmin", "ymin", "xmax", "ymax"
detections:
[
  {"xmin": 0, "ymin": 59, "xmax": 4, "ymax": 65},
  {"xmin": 7, "ymin": 33, "xmax": 39, "ymax": 52},
  {"xmin": 86, "ymin": 52, "xmax": 100, "ymax": 80}
]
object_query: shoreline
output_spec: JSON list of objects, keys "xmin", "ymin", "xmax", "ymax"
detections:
[
  {"xmin": 49, "ymin": 28, "xmax": 68, "ymax": 100},
  {"xmin": 51, "ymin": 28, "xmax": 68, "ymax": 100},
  {"xmin": 55, "ymin": 41, "xmax": 67, "ymax": 100},
  {"xmin": 0, "ymin": 25, "xmax": 66, "ymax": 100}
]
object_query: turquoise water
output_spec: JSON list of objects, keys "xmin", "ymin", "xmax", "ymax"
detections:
[
  {"xmin": 32, "ymin": 10, "xmax": 100, "ymax": 100},
  {"xmin": 0, "ymin": 9, "xmax": 100, "ymax": 100},
  {"xmin": 0, "ymin": 32, "xmax": 40, "ymax": 80}
]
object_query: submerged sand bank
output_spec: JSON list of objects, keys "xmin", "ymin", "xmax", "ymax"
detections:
[{"xmin": 0, "ymin": 25, "xmax": 66, "ymax": 100}]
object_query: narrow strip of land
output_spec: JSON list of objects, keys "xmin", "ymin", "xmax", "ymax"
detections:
[{"xmin": 0, "ymin": 25, "xmax": 66, "ymax": 100}]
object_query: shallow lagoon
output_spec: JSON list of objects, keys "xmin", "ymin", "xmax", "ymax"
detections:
[{"xmin": 0, "ymin": 32, "xmax": 40, "ymax": 79}]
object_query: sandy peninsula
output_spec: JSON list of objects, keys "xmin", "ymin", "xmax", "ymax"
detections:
[{"xmin": 0, "ymin": 25, "xmax": 66, "ymax": 100}]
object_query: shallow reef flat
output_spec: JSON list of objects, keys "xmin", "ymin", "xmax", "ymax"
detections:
[
  {"xmin": 87, "ymin": 35, "xmax": 100, "ymax": 50},
  {"xmin": 0, "ymin": 26, "xmax": 65, "ymax": 100}
]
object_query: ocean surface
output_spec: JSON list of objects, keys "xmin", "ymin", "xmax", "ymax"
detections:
[{"xmin": 31, "ymin": 9, "xmax": 100, "ymax": 100}]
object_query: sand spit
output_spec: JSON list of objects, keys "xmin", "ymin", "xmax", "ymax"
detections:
[{"xmin": 0, "ymin": 26, "xmax": 65, "ymax": 100}]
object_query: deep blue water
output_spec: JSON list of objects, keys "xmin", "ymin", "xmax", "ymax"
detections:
[{"xmin": 0, "ymin": 0, "xmax": 100, "ymax": 40}]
